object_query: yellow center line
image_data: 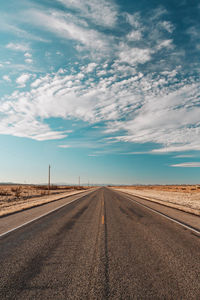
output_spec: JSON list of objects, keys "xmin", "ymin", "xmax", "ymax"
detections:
[
  {"xmin": 102, "ymin": 215, "xmax": 104, "ymax": 225},
  {"xmin": 101, "ymin": 196, "xmax": 105, "ymax": 224}
]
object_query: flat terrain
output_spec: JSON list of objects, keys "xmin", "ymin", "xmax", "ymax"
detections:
[
  {"xmin": 113, "ymin": 185, "xmax": 200, "ymax": 214},
  {"xmin": 0, "ymin": 187, "xmax": 199, "ymax": 299},
  {"xmin": 0, "ymin": 184, "xmax": 90, "ymax": 217},
  {"xmin": 0, "ymin": 189, "xmax": 94, "ymax": 236}
]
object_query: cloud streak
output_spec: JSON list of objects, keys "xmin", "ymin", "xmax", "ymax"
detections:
[
  {"xmin": 171, "ymin": 162, "xmax": 200, "ymax": 168},
  {"xmin": 57, "ymin": 0, "xmax": 118, "ymax": 28},
  {"xmin": 6, "ymin": 43, "xmax": 29, "ymax": 52}
]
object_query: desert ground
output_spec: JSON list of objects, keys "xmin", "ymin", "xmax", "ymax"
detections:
[
  {"xmin": 112, "ymin": 185, "xmax": 200, "ymax": 215},
  {"xmin": 1, "ymin": 184, "xmax": 200, "ymax": 217},
  {"xmin": 0, "ymin": 184, "xmax": 90, "ymax": 217}
]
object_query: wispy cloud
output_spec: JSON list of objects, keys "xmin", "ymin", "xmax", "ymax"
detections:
[
  {"xmin": 25, "ymin": 9, "xmax": 111, "ymax": 56},
  {"xmin": 58, "ymin": 145, "xmax": 71, "ymax": 148},
  {"xmin": 174, "ymin": 155, "xmax": 195, "ymax": 158},
  {"xmin": 6, "ymin": 43, "xmax": 29, "ymax": 52},
  {"xmin": 57, "ymin": 0, "xmax": 118, "ymax": 27},
  {"xmin": 120, "ymin": 151, "xmax": 150, "ymax": 155},
  {"xmin": 0, "ymin": 113, "xmax": 67, "ymax": 141},
  {"xmin": 1, "ymin": 60, "xmax": 200, "ymax": 145},
  {"xmin": 0, "ymin": 0, "xmax": 199, "ymax": 153},
  {"xmin": 171, "ymin": 162, "xmax": 200, "ymax": 168}
]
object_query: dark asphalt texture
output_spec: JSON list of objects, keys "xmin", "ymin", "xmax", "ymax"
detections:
[{"xmin": 0, "ymin": 187, "xmax": 199, "ymax": 299}]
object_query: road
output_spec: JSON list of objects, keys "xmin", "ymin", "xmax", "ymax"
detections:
[{"xmin": 0, "ymin": 187, "xmax": 199, "ymax": 299}]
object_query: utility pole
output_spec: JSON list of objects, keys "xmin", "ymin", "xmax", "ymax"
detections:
[
  {"xmin": 48, "ymin": 165, "xmax": 51, "ymax": 194},
  {"xmin": 78, "ymin": 176, "xmax": 80, "ymax": 186}
]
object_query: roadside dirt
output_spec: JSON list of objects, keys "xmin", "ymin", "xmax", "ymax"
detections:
[
  {"xmin": 112, "ymin": 185, "xmax": 200, "ymax": 216},
  {"xmin": 0, "ymin": 185, "xmax": 91, "ymax": 217}
]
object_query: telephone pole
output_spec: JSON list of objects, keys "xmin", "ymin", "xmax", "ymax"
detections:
[
  {"xmin": 48, "ymin": 165, "xmax": 51, "ymax": 194},
  {"xmin": 78, "ymin": 176, "xmax": 80, "ymax": 186}
]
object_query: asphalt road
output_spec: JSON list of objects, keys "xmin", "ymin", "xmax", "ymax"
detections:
[
  {"xmin": 0, "ymin": 187, "xmax": 199, "ymax": 299},
  {"xmin": 0, "ymin": 189, "xmax": 94, "ymax": 236}
]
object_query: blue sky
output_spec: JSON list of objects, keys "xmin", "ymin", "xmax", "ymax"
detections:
[{"xmin": 0, "ymin": 0, "xmax": 200, "ymax": 184}]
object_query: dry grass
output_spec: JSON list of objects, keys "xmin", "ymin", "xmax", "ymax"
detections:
[
  {"xmin": 114, "ymin": 185, "xmax": 200, "ymax": 193},
  {"xmin": 113, "ymin": 185, "xmax": 200, "ymax": 215},
  {"xmin": 0, "ymin": 184, "xmax": 90, "ymax": 217}
]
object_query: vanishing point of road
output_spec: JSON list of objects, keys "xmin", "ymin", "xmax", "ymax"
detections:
[{"xmin": 0, "ymin": 187, "xmax": 199, "ymax": 299}]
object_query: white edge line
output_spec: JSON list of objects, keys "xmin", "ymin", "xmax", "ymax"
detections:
[
  {"xmin": 0, "ymin": 191, "xmax": 91, "ymax": 238},
  {"xmin": 119, "ymin": 192, "xmax": 200, "ymax": 236}
]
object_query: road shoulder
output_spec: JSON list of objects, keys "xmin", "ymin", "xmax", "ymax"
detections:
[
  {"xmin": 112, "ymin": 188, "xmax": 200, "ymax": 232},
  {"xmin": 0, "ymin": 189, "xmax": 95, "ymax": 236}
]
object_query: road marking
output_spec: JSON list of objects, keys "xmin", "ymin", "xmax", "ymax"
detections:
[
  {"xmin": 0, "ymin": 192, "xmax": 91, "ymax": 239},
  {"xmin": 101, "ymin": 195, "xmax": 105, "ymax": 225},
  {"xmin": 122, "ymin": 193, "xmax": 200, "ymax": 236}
]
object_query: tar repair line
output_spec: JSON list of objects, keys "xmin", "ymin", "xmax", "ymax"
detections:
[
  {"xmin": 0, "ymin": 192, "xmax": 91, "ymax": 238},
  {"xmin": 122, "ymin": 193, "xmax": 200, "ymax": 236}
]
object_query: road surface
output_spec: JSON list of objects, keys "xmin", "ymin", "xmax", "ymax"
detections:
[{"xmin": 0, "ymin": 187, "xmax": 199, "ymax": 299}]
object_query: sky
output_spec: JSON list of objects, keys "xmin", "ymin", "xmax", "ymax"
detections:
[{"xmin": 0, "ymin": 0, "xmax": 200, "ymax": 185}]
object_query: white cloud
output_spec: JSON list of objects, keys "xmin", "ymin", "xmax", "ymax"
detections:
[
  {"xmin": 27, "ymin": 10, "xmax": 111, "ymax": 56},
  {"xmin": 97, "ymin": 69, "xmax": 107, "ymax": 77},
  {"xmin": 127, "ymin": 30, "xmax": 142, "ymax": 41},
  {"xmin": 0, "ymin": 3, "xmax": 199, "ymax": 150},
  {"xmin": 156, "ymin": 39, "xmax": 174, "ymax": 50},
  {"xmin": 0, "ymin": 14, "xmax": 50, "ymax": 42},
  {"xmin": 152, "ymin": 143, "xmax": 200, "ymax": 153},
  {"xmin": 160, "ymin": 21, "xmax": 174, "ymax": 33},
  {"xmin": 118, "ymin": 45, "xmax": 152, "ymax": 65},
  {"xmin": 25, "ymin": 58, "xmax": 33, "ymax": 64},
  {"xmin": 1, "ymin": 58, "xmax": 200, "ymax": 147},
  {"xmin": 24, "ymin": 52, "xmax": 32, "ymax": 58},
  {"xmin": 171, "ymin": 162, "xmax": 200, "ymax": 168},
  {"xmin": 58, "ymin": 145, "xmax": 71, "ymax": 148},
  {"xmin": 2, "ymin": 75, "xmax": 11, "ymax": 82},
  {"xmin": 16, "ymin": 73, "xmax": 31, "ymax": 87},
  {"xmin": 174, "ymin": 155, "xmax": 195, "ymax": 158},
  {"xmin": 125, "ymin": 13, "xmax": 141, "ymax": 28},
  {"xmin": 0, "ymin": 113, "xmax": 67, "ymax": 141},
  {"xmin": 120, "ymin": 151, "xmax": 149, "ymax": 155},
  {"xmin": 105, "ymin": 81, "xmax": 200, "ymax": 153},
  {"xmin": 83, "ymin": 63, "xmax": 97, "ymax": 73},
  {"xmin": 150, "ymin": 7, "xmax": 167, "ymax": 21},
  {"xmin": 31, "ymin": 78, "xmax": 43, "ymax": 88},
  {"xmin": 6, "ymin": 43, "xmax": 29, "ymax": 52},
  {"xmin": 57, "ymin": 0, "xmax": 118, "ymax": 27}
]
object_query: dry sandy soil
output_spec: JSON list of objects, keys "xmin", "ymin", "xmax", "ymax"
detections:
[
  {"xmin": 113, "ymin": 185, "xmax": 200, "ymax": 216},
  {"xmin": 0, "ymin": 185, "xmax": 90, "ymax": 217}
]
